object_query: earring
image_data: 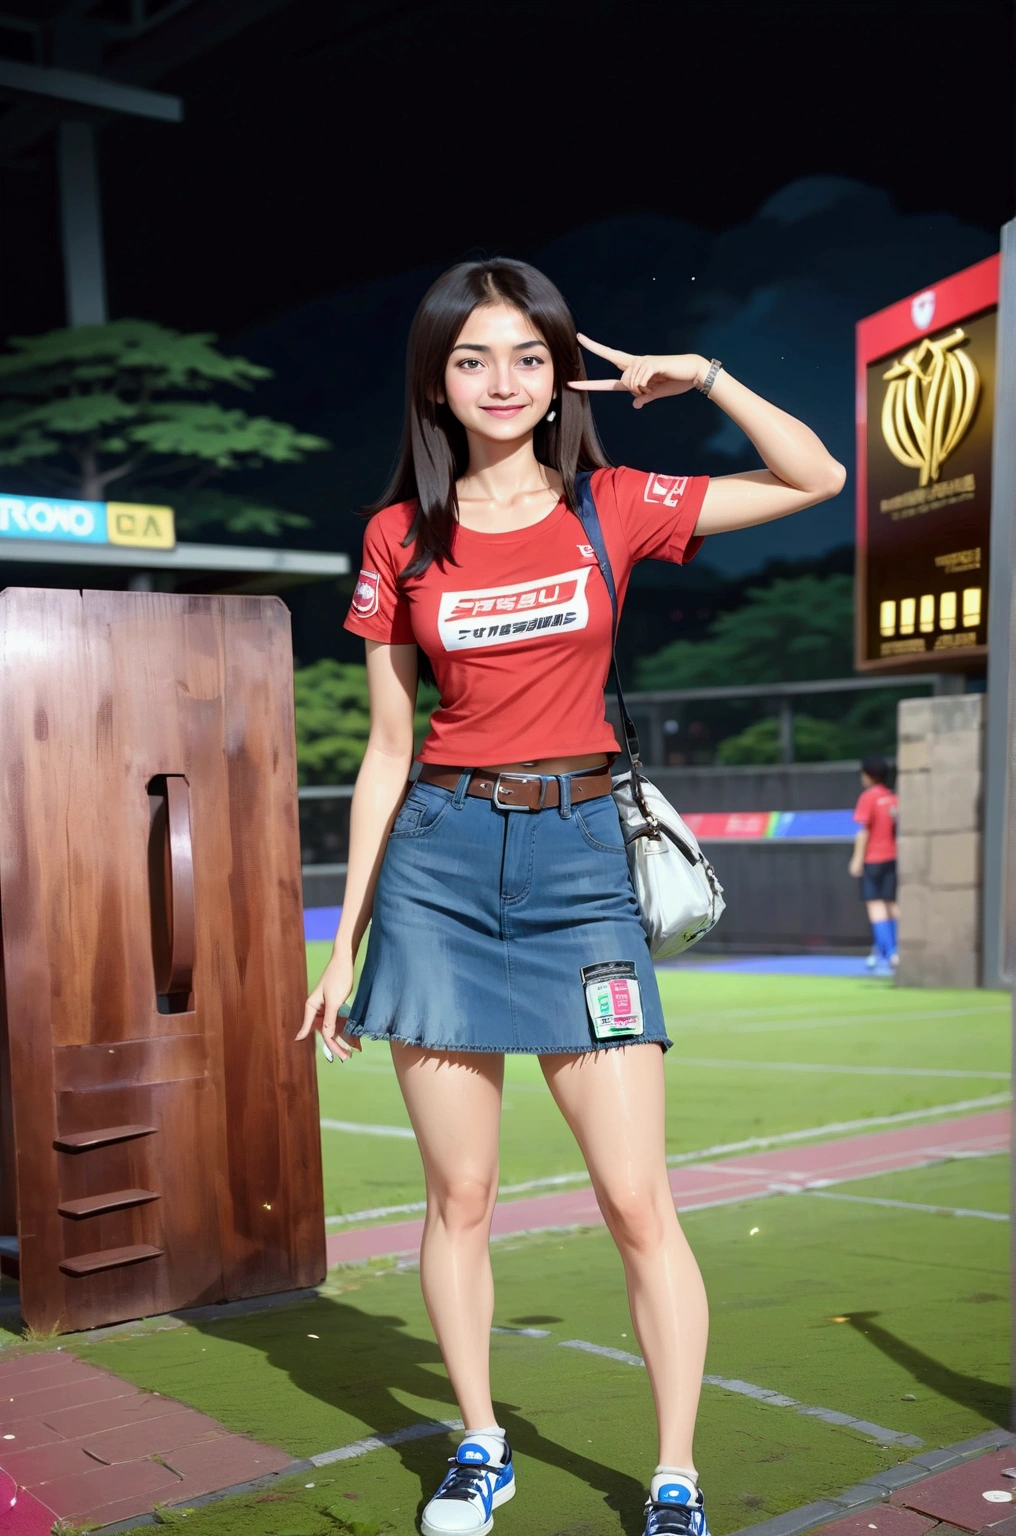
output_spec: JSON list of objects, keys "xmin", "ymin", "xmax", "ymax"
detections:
[
  {"xmin": 545, "ymin": 408, "xmax": 556, "ymax": 423},
  {"xmin": 545, "ymin": 395, "xmax": 558, "ymax": 423}
]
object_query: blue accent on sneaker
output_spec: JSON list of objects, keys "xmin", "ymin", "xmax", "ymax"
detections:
[
  {"xmin": 643, "ymin": 1488, "xmax": 711, "ymax": 1536},
  {"xmin": 421, "ymin": 1442, "xmax": 516, "ymax": 1536}
]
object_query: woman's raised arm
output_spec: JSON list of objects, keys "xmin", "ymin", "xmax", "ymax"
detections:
[{"xmin": 568, "ymin": 335, "xmax": 846, "ymax": 535}]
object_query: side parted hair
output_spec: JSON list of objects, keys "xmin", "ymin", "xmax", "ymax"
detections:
[{"xmin": 369, "ymin": 258, "xmax": 611, "ymax": 579}]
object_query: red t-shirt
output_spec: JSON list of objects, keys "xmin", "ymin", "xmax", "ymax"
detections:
[
  {"xmin": 344, "ymin": 465, "xmax": 708, "ymax": 764},
  {"xmin": 854, "ymin": 785, "xmax": 898, "ymax": 863}
]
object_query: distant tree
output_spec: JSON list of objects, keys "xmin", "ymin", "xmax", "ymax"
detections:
[
  {"xmin": 0, "ymin": 321, "xmax": 328, "ymax": 537},
  {"xmin": 294, "ymin": 659, "xmax": 439, "ymax": 784},
  {"xmin": 716, "ymin": 714, "xmax": 858, "ymax": 765},
  {"xmin": 635, "ymin": 574, "xmax": 854, "ymax": 689}
]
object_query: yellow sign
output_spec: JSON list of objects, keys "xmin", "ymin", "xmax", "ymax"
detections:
[
  {"xmin": 881, "ymin": 328, "xmax": 980, "ymax": 487},
  {"xmin": 106, "ymin": 502, "xmax": 176, "ymax": 550}
]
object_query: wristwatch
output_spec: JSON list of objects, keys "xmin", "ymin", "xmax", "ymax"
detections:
[{"xmin": 696, "ymin": 359, "xmax": 723, "ymax": 397}]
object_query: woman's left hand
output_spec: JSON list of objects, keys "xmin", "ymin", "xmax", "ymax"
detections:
[{"xmin": 568, "ymin": 335, "xmax": 707, "ymax": 409}]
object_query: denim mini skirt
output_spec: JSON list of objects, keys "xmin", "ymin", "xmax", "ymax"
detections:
[{"xmin": 345, "ymin": 771, "xmax": 670, "ymax": 1055}]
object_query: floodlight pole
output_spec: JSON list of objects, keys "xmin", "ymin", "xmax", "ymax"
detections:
[
  {"xmin": 988, "ymin": 215, "xmax": 1016, "ymax": 1434},
  {"xmin": 58, "ymin": 122, "xmax": 107, "ymax": 326},
  {"xmin": 0, "ymin": 58, "xmax": 182, "ymax": 329},
  {"xmin": 982, "ymin": 217, "xmax": 1016, "ymax": 992}
]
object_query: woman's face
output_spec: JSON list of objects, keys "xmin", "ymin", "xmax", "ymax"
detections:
[{"xmin": 441, "ymin": 303, "xmax": 555, "ymax": 442}]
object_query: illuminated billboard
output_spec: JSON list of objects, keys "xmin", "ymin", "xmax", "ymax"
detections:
[{"xmin": 855, "ymin": 254, "xmax": 998, "ymax": 670}]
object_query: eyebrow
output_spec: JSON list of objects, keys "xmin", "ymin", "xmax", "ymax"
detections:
[{"xmin": 450, "ymin": 339, "xmax": 549, "ymax": 353}]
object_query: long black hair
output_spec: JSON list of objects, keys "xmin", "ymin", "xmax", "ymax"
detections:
[{"xmin": 369, "ymin": 258, "xmax": 610, "ymax": 579}]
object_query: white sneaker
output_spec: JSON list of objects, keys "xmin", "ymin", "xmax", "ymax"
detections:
[{"xmin": 420, "ymin": 1438, "xmax": 516, "ymax": 1536}]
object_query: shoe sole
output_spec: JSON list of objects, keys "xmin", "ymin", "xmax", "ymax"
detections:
[{"xmin": 420, "ymin": 1475, "xmax": 516, "ymax": 1536}]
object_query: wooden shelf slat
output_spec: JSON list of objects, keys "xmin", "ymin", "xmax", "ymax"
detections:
[
  {"xmin": 53, "ymin": 1124, "xmax": 157, "ymax": 1152},
  {"xmin": 58, "ymin": 1189, "xmax": 160, "ymax": 1219},
  {"xmin": 60, "ymin": 1244, "xmax": 163, "ymax": 1277}
]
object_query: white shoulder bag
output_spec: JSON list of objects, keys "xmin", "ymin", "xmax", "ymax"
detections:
[{"xmin": 575, "ymin": 471, "xmax": 725, "ymax": 958}]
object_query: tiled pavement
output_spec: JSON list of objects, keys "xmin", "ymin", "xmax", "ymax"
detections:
[
  {"xmin": 729, "ymin": 1437, "xmax": 1016, "ymax": 1536},
  {"xmin": 0, "ymin": 1349, "xmax": 295, "ymax": 1530},
  {"xmin": 326, "ymin": 1108, "xmax": 1009, "ymax": 1265}
]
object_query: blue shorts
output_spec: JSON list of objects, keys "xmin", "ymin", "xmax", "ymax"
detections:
[
  {"xmin": 861, "ymin": 860, "xmax": 897, "ymax": 902},
  {"xmin": 346, "ymin": 773, "xmax": 670, "ymax": 1055}
]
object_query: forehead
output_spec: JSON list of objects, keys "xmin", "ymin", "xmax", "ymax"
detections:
[{"xmin": 452, "ymin": 303, "xmax": 546, "ymax": 349}]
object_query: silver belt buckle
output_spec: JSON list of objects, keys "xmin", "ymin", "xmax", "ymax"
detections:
[{"xmin": 492, "ymin": 772, "xmax": 547, "ymax": 812}]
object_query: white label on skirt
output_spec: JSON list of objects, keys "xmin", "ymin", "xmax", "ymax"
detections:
[{"xmin": 580, "ymin": 961, "xmax": 645, "ymax": 1040}]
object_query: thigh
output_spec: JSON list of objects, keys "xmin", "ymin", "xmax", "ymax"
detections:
[
  {"xmin": 392, "ymin": 1043, "xmax": 504, "ymax": 1186},
  {"xmin": 540, "ymin": 1043, "xmax": 670, "ymax": 1196}
]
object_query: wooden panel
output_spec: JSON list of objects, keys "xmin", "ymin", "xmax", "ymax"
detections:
[
  {"xmin": 59, "ymin": 1189, "xmax": 159, "ymax": 1218},
  {"xmin": 0, "ymin": 589, "xmax": 323, "ymax": 1334},
  {"xmin": 54, "ymin": 1034, "xmax": 207, "ymax": 1093},
  {"xmin": 60, "ymin": 1244, "xmax": 163, "ymax": 1277}
]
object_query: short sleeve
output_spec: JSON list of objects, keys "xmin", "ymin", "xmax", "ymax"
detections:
[
  {"xmin": 853, "ymin": 790, "xmax": 872, "ymax": 826},
  {"xmin": 606, "ymin": 466, "xmax": 709, "ymax": 564},
  {"xmin": 343, "ymin": 513, "xmax": 416, "ymax": 645}
]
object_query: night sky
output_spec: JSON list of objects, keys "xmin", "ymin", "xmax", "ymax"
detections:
[{"xmin": 1, "ymin": 0, "xmax": 1012, "ymax": 604}]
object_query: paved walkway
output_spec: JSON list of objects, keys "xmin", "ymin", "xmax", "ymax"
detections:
[
  {"xmin": 326, "ymin": 1109, "xmax": 1009, "ymax": 1266},
  {"xmin": 0, "ymin": 1351, "xmax": 295, "ymax": 1531}
]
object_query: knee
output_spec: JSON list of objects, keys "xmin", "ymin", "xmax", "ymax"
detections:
[
  {"xmin": 429, "ymin": 1171, "xmax": 497, "ymax": 1233},
  {"xmin": 598, "ymin": 1183, "xmax": 672, "ymax": 1254}
]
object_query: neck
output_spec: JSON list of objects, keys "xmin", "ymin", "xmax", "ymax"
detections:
[{"xmin": 460, "ymin": 433, "xmax": 550, "ymax": 501}]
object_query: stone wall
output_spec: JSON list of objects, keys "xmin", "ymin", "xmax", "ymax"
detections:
[{"xmin": 896, "ymin": 694, "xmax": 984, "ymax": 988}]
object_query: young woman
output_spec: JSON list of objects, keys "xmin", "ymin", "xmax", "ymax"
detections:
[{"xmin": 298, "ymin": 259, "xmax": 845, "ymax": 1536}]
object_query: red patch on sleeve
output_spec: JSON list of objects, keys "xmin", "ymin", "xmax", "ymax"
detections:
[
  {"xmin": 351, "ymin": 569, "xmax": 380, "ymax": 618},
  {"xmin": 643, "ymin": 472, "xmax": 690, "ymax": 508}
]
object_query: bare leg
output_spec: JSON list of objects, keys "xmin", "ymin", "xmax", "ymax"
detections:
[
  {"xmin": 392, "ymin": 1043, "xmax": 504, "ymax": 1431},
  {"xmin": 541, "ymin": 1044, "xmax": 707, "ymax": 1469},
  {"xmin": 866, "ymin": 899, "xmax": 889, "ymax": 924}
]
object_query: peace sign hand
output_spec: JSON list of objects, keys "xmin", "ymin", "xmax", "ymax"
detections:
[{"xmin": 568, "ymin": 335, "xmax": 708, "ymax": 409}]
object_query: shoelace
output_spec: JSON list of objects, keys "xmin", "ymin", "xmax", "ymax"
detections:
[
  {"xmin": 434, "ymin": 1458, "xmax": 499, "ymax": 1504},
  {"xmin": 645, "ymin": 1500, "xmax": 702, "ymax": 1535}
]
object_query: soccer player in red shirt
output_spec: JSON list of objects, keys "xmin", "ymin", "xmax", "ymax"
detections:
[{"xmin": 850, "ymin": 755, "xmax": 899, "ymax": 974}]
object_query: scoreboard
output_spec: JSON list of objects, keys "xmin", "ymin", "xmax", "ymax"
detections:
[{"xmin": 856, "ymin": 255, "xmax": 999, "ymax": 671}]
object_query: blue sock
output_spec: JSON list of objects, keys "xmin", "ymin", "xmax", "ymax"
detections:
[
  {"xmin": 871, "ymin": 919, "xmax": 893, "ymax": 960},
  {"xmin": 887, "ymin": 918, "xmax": 898, "ymax": 955}
]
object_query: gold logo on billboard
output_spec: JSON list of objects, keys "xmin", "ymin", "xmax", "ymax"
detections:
[{"xmin": 881, "ymin": 328, "xmax": 979, "ymax": 486}]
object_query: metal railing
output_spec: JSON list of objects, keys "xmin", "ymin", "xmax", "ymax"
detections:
[
  {"xmin": 608, "ymin": 672, "xmax": 963, "ymax": 766},
  {"xmin": 296, "ymin": 672, "xmax": 966, "ymax": 877}
]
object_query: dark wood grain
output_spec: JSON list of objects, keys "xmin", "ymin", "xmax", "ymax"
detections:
[{"xmin": 0, "ymin": 589, "xmax": 324, "ymax": 1332}]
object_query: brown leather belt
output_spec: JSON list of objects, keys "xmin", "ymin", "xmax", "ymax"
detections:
[{"xmin": 419, "ymin": 763, "xmax": 613, "ymax": 811}]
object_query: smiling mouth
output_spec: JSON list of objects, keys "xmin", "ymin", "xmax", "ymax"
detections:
[{"xmin": 480, "ymin": 404, "xmax": 528, "ymax": 416}]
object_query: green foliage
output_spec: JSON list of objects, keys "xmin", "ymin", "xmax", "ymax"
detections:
[
  {"xmin": 0, "ymin": 320, "xmax": 328, "ymax": 531},
  {"xmin": 635, "ymin": 574, "xmax": 914, "ymax": 763},
  {"xmin": 294, "ymin": 659, "xmax": 438, "ymax": 784},
  {"xmin": 717, "ymin": 714, "xmax": 858, "ymax": 765},
  {"xmin": 635, "ymin": 574, "xmax": 854, "ymax": 689},
  {"xmin": 144, "ymin": 486, "xmax": 311, "ymax": 539}
]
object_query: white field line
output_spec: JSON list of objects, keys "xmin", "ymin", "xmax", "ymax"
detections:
[
  {"xmin": 724, "ymin": 1006, "xmax": 1007, "ymax": 1036},
  {"xmin": 668, "ymin": 1057, "xmax": 1009, "ymax": 1080},
  {"xmin": 310, "ymin": 1417, "xmax": 463, "ymax": 1466},
  {"xmin": 665, "ymin": 1095, "xmax": 1010, "ymax": 1165},
  {"xmin": 323, "ymin": 1096, "xmax": 1009, "ymax": 1227},
  {"xmin": 809, "ymin": 1191, "xmax": 1009, "ymax": 1222},
  {"xmin": 677, "ymin": 1001, "xmax": 1007, "ymax": 1023},
  {"xmin": 559, "ymin": 1341, "xmax": 922, "ymax": 1448},
  {"xmin": 320, "ymin": 1119, "xmax": 415, "ymax": 1139}
]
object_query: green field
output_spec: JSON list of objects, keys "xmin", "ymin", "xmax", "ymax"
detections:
[
  {"xmin": 78, "ymin": 1153, "xmax": 1008, "ymax": 1536},
  {"xmin": 307, "ymin": 943, "xmax": 1009, "ymax": 1221},
  {"xmin": 20, "ymin": 960, "xmax": 1003, "ymax": 1536}
]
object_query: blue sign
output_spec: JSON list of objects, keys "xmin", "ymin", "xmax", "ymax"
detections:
[{"xmin": 0, "ymin": 494, "xmax": 108, "ymax": 544}]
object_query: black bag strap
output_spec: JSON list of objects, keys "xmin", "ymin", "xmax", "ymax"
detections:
[{"xmin": 574, "ymin": 469, "xmax": 644, "ymax": 772}]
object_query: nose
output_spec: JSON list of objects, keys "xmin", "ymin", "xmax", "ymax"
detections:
[{"xmin": 487, "ymin": 357, "xmax": 519, "ymax": 399}]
